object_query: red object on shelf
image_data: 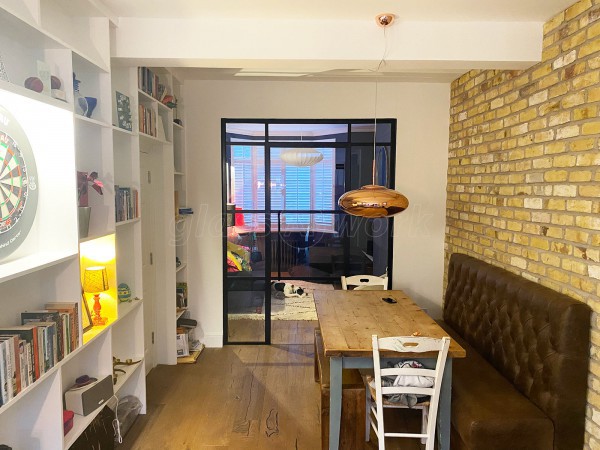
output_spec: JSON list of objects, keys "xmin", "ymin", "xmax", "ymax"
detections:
[
  {"xmin": 63, "ymin": 410, "xmax": 74, "ymax": 435},
  {"xmin": 235, "ymin": 206, "xmax": 245, "ymax": 226}
]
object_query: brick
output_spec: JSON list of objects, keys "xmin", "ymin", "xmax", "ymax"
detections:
[
  {"xmin": 567, "ymin": 199, "xmax": 593, "ymax": 212},
  {"xmin": 570, "ymin": 138, "xmax": 596, "ymax": 151},
  {"xmin": 561, "ymin": 91, "xmax": 586, "ymax": 108},
  {"xmin": 566, "ymin": 229, "xmax": 590, "ymax": 243},
  {"xmin": 580, "ymin": 38, "xmax": 600, "ymax": 57},
  {"xmin": 545, "ymin": 170, "xmax": 569, "ymax": 182},
  {"xmin": 582, "ymin": 121, "xmax": 600, "ymax": 135},
  {"xmin": 529, "ymin": 90, "xmax": 549, "ymax": 106},
  {"xmin": 554, "ymin": 155, "xmax": 578, "ymax": 167},
  {"xmin": 573, "ymin": 105, "xmax": 598, "ymax": 120},
  {"xmin": 547, "ymin": 198, "xmax": 567, "ymax": 210},
  {"xmin": 581, "ymin": 185, "xmax": 600, "ymax": 197},
  {"xmin": 556, "ymin": 125, "xmax": 580, "ymax": 139},
  {"xmin": 576, "ymin": 216, "xmax": 600, "ymax": 230},
  {"xmin": 572, "ymin": 71, "xmax": 600, "ymax": 89},
  {"xmin": 541, "ymin": 253, "xmax": 561, "ymax": 267},
  {"xmin": 577, "ymin": 153, "xmax": 600, "ymax": 166},
  {"xmin": 553, "ymin": 185, "xmax": 578, "ymax": 196},
  {"xmin": 570, "ymin": 170, "xmax": 593, "ymax": 182},
  {"xmin": 566, "ymin": 0, "xmax": 593, "ymax": 21}
]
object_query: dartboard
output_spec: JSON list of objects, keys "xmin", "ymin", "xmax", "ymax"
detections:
[{"xmin": 0, "ymin": 104, "xmax": 38, "ymax": 260}]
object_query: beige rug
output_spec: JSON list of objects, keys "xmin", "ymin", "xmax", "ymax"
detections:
[{"xmin": 229, "ymin": 280, "xmax": 334, "ymax": 321}]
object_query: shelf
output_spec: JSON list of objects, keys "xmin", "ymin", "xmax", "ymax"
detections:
[
  {"xmin": 113, "ymin": 125, "xmax": 136, "ymax": 136},
  {"xmin": 79, "ymin": 230, "xmax": 116, "ymax": 244},
  {"xmin": 0, "ymin": 251, "xmax": 78, "ymax": 284},
  {"xmin": 176, "ymin": 308, "xmax": 187, "ymax": 320},
  {"xmin": 116, "ymin": 217, "xmax": 141, "ymax": 227},
  {"xmin": 63, "ymin": 403, "xmax": 106, "ymax": 449},
  {"xmin": 176, "ymin": 262, "xmax": 187, "ymax": 273},
  {"xmin": 113, "ymin": 358, "xmax": 144, "ymax": 394},
  {"xmin": 82, "ymin": 316, "xmax": 115, "ymax": 345},
  {"xmin": 0, "ymin": 79, "xmax": 71, "ymax": 112},
  {"xmin": 74, "ymin": 114, "xmax": 111, "ymax": 128},
  {"xmin": 139, "ymin": 132, "xmax": 170, "ymax": 145},
  {"xmin": 116, "ymin": 299, "xmax": 143, "ymax": 324},
  {"xmin": 174, "ymin": 171, "xmax": 184, "ymax": 176}
]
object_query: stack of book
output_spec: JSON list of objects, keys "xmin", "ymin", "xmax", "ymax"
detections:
[
  {"xmin": 0, "ymin": 302, "xmax": 79, "ymax": 406},
  {"xmin": 137, "ymin": 67, "xmax": 167, "ymax": 102},
  {"xmin": 138, "ymin": 104, "xmax": 156, "ymax": 137},
  {"xmin": 115, "ymin": 186, "xmax": 139, "ymax": 222}
]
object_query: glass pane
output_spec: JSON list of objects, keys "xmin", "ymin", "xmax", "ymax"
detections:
[
  {"xmin": 225, "ymin": 123, "xmax": 266, "ymax": 142},
  {"xmin": 271, "ymin": 147, "xmax": 337, "ymax": 214},
  {"xmin": 226, "ymin": 145, "xmax": 265, "ymax": 216},
  {"xmin": 350, "ymin": 122, "xmax": 392, "ymax": 143},
  {"xmin": 268, "ymin": 123, "xmax": 348, "ymax": 142},
  {"xmin": 226, "ymin": 212, "xmax": 267, "ymax": 343},
  {"xmin": 226, "ymin": 278, "xmax": 266, "ymax": 342},
  {"xmin": 341, "ymin": 215, "xmax": 389, "ymax": 277}
]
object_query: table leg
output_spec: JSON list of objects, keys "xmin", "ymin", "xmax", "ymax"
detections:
[
  {"xmin": 438, "ymin": 358, "xmax": 452, "ymax": 450},
  {"xmin": 329, "ymin": 357, "xmax": 343, "ymax": 450}
]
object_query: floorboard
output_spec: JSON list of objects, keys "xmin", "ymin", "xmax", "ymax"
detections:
[{"xmin": 120, "ymin": 320, "xmax": 424, "ymax": 450}]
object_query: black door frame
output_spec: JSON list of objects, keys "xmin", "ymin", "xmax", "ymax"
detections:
[{"xmin": 221, "ymin": 119, "xmax": 397, "ymax": 345}]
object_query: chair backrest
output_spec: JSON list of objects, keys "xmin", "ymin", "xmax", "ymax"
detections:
[
  {"xmin": 371, "ymin": 335, "xmax": 450, "ymax": 445},
  {"xmin": 341, "ymin": 275, "xmax": 388, "ymax": 290}
]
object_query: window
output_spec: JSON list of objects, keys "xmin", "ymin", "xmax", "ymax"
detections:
[{"xmin": 231, "ymin": 145, "xmax": 336, "ymax": 232}]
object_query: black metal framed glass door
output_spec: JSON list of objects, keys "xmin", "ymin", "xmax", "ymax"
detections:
[{"xmin": 222, "ymin": 120, "xmax": 396, "ymax": 344}]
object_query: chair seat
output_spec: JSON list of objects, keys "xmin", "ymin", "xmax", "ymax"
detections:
[{"xmin": 364, "ymin": 375, "xmax": 430, "ymax": 407}]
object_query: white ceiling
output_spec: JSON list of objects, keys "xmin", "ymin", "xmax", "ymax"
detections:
[
  {"xmin": 104, "ymin": 0, "xmax": 577, "ymax": 82},
  {"xmin": 103, "ymin": 0, "xmax": 573, "ymax": 22}
]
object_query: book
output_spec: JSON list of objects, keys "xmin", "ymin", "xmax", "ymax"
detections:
[
  {"xmin": 116, "ymin": 91, "xmax": 132, "ymax": 131},
  {"xmin": 0, "ymin": 326, "xmax": 40, "ymax": 382},
  {"xmin": 0, "ymin": 335, "xmax": 20, "ymax": 397},
  {"xmin": 0, "ymin": 339, "xmax": 8, "ymax": 404},
  {"xmin": 22, "ymin": 311, "xmax": 64, "ymax": 362},
  {"xmin": 45, "ymin": 302, "xmax": 79, "ymax": 353},
  {"xmin": 26, "ymin": 322, "xmax": 56, "ymax": 372}
]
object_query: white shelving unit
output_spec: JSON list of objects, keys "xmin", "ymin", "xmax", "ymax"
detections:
[
  {"xmin": 0, "ymin": 2, "xmax": 146, "ymax": 449},
  {"xmin": 135, "ymin": 67, "xmax": 185, "ymax": 365}
]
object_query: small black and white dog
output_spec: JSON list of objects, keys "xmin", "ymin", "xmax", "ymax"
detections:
[{"xmin": 271, "ymin": 281, "xmax": 307, "ymax": 299}]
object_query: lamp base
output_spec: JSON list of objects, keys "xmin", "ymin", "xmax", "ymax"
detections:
[
  {"xmin": 92, "ymin": 293, "xmax": 107, "ymax": 326},
  {"xmin": 92, "ymin": 316, "xmax": 107, "ymax": 326}
]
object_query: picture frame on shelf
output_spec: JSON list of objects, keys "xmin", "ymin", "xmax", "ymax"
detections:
[
  {"xmin": 81, "ymin": 288, "xmax": 93, "ymax": 332},
  {"xmin": 116, "ymin": 91, "xmax": 132, "ymax": 131}
]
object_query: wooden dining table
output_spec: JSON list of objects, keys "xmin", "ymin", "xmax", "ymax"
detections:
[{"xmin": 313, "ymin": 289, "xmax": 466, "ymax": 450}]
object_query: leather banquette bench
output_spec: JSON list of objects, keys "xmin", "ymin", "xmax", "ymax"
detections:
[{"xmin": 440, "ymin": 253, "xmax": 591, "ymax": 450}]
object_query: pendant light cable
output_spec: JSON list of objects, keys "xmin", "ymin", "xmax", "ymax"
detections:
[{"xmin": 337, "ymin": 14, "xmax": 409, "ymax": 218}]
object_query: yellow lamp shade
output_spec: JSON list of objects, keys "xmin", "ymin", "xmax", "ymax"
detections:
[
  {"xmin": 83, "ymin": 266, "xmax": 109, "ymax": 294},
  {"xmin": 338, "ymin": 185, "xmax": 409, "ymax": 218}
]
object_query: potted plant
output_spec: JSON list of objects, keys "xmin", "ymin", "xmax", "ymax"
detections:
[{"xmin": 77, "ymin": 171, "xmax": 103, "ymax": 238}]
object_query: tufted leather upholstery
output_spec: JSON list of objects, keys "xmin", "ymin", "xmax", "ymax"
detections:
[{"xmin": 444, "ymin": 253, "xmax": 591, "ymax": 450}]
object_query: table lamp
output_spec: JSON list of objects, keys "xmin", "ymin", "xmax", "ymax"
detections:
[{"xmin": 83, "ymin": 266, "xmax": 109, "ymax": 326}]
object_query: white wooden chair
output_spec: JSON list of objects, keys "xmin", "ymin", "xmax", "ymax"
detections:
[
  {"xmin": 341, "ymin": 275, "xmax": 388, "ymax": 290},
  {"xmin": 366, "ymin": 335, "xmax": 450, "ymax": 450}
]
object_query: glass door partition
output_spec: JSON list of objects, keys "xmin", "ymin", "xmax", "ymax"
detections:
[{"xmin": 223, "ymin": 120, "xmax": 396, "ymax": 344}]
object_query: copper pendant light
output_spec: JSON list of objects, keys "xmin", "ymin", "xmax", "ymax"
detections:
[{"xmin": 338, "ymin": 13, "xmax": 409, "ymax": 219}]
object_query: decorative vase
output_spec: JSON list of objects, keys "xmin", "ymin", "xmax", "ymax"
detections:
[
  {"xmin": 84, "ymin": 96, "xmax": 97, "ymax": 118},
  {"xmin": 78, "ymin": 206, "xmax": 91, "ymax": 238},
  {"xmin": 73, "ymin": 73, "xmax": 88, "ymax": 116}
]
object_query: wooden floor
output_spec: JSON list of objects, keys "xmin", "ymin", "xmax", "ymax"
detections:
[{"xmin": 121, "ymin": 320, "xmax": 424, "ymax": 450}]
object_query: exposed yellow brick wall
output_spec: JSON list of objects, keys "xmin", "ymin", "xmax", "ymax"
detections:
[{"xmin": 446, "ymin": 1, "xmax": 600, "ymax": 447}]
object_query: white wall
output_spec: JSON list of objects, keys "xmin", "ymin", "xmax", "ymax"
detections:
[{"xmin": 183, "ymin": 80, "xmax": 450, "ymax": 346}]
